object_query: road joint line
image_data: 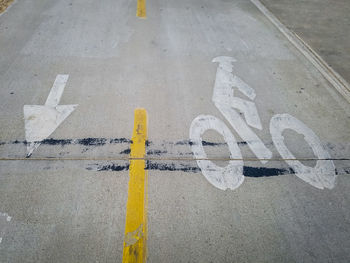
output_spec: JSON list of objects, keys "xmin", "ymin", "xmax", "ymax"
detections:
[{"xmin": 0, "ymin": 157, "xmax": 348, "ymax": 161}]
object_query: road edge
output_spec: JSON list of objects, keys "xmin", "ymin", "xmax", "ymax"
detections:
[{"xmin": 250, "ymin": 0, "xmax": 350, "ymax": 104}]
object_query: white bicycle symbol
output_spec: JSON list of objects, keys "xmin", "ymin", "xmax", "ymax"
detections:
[{"xmin": 189, "ymin": 56, "xmax": 336, "ymax": 191}]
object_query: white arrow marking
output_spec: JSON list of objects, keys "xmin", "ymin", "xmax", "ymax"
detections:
[{"xmin": 23, "ymin": 74, "xmax": 78, "ymax": 157}]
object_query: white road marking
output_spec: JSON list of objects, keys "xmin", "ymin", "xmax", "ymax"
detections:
[
  {"xmin": 212, "ymin": 56, "xmax": 272, "ymax": 161},
  {"xmin": 190, "ymin": 115, "xmax": 244, "ymax": 190},
  {"xmin": 44, "ymin": 75, "xmax": 69, "ymax": 107},
  {"xmin": 270, "ymin": 114, "xmax": 336, "ymax": 189},
  {"xmin": 190, "ymin": 57, "xmax": 336, "ymax": 191},
  {"xmin": 23, "ymin": 74, "xmax": 78, "ymax": 157}
]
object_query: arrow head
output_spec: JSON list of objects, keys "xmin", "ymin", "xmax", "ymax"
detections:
[{"xmin": 24, "ymin": 104, "xmax": 78, "ymax": 157}]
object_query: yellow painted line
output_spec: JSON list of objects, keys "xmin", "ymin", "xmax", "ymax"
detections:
[
  {"xmin": 122, "ymin": 108, "xmax": 148, "ymax": 263},
  {"xmin": 136, "ymin": 0, "xmax": 146, "ymax": 18}
]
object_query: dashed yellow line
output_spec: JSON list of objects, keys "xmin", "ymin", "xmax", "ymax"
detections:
[
  {"xmin": 122, "ymin": 108, "xmax": 148, "ymax": 263},
  {"xmin": 136, "ymin": 0, "xmax": 146, "ymax": 18}
]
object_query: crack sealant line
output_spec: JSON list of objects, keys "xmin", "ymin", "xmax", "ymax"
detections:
[{"xmin": 0, "ymin": 157, "xmax": 348, "ymax": 161}]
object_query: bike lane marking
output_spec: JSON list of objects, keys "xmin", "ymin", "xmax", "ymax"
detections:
[
  {"xmin": 190, "ymin": 56, "xmax": 337, "ymax": 191},
  {"xmin": 122, "ymin": 109, "xmax": 148, "ymax": 263},
  {"xmin": 23, "ymin": 74, "xmax": 78, "ymax": 157},
  {"xmin": 137, "ymin": 0, "xmax": 146, "ymax": 18}
]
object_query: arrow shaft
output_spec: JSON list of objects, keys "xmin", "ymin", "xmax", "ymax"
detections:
[{"xmin": 45, "ymin": 74, "xmax": 69, "ymax": 107}]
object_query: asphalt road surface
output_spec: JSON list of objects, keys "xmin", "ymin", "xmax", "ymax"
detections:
[{"xmin": 0, "ymin": 0, "xmax": 349, "ymax": 262}]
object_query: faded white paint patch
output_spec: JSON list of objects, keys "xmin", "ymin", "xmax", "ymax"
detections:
[
  {"xmin": 0, "ymin": 212, "xmax": 11, "ymax": 222},
  {"xmin": 0, "ymin": 212, "xmax": 11, "ymax": 245},
  {"xmin": 24, "ymin": 75, "xmax": 78, "ymax": 157},
  {"xmin": 190, "ymin": 115, "xmax": 244, "ymax": 190},
  {"xmin": 270, "ymin": 114, "xmax": 336, "ymax": 189}
]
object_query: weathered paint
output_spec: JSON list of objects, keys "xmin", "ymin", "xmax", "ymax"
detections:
[
  {"xmin": 190, "ymin": 115, "xmax": 244, "ymax": 190},
  {"xmin": 136, "ymin": 0, "xmax": 146, "ymax": 18},
  {"xmin": 0, "ymin": 212, "xmax": 12, "ymax": 244},
  {"xmin": 212, "ymin": 56, "xmax": 272, "ymax": 161},
  {"xmin": 23, "ymin": 75, "xmax": 78, "ymax": 157},
  {"xmin": 190, "ymin": 57, "xmax": 336, "ymax": 191},
  {"xmin": 122, "ymin": 109, "xmax": 148, "ymax": 263},
  {"xmin": 270, "ymin": 114, "xmax": 336, "ymax": 189}
]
